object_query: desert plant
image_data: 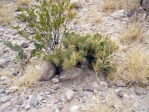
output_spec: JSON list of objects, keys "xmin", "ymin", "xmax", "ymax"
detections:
[
  {"xmin": 119, "ymin": 22, "xmax": 145, "ymax": 44},
  {"xmin": 4, "ymin": 0, "xmax": 75, "ymax": 62},
  {"xmin": 0, "ymin": 2, "xmax": 14, "ymax": 25},
  {"xmin": 101, "ymin": 0, "xmax": 140, "ymax": 13},
  {"xmin": 43, "ymin": 32, "xmax": 118, "ymax": 75},
  {"xmin": 114, "ymin": 44, "xmax": 149, "ymax": 85}
]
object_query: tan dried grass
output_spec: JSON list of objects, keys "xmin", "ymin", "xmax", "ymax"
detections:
[
  {"xmin": 0, "ymin": 2, "xmax": 15, "ymax": 25},
  {"xmin": 119, "ymin": 22, "xmax": 145, "ymax": 44},
  {"xmin": 115, "ymin": 44, "xmax": 149, "ymax": 84},
  {"xmin": 101, "ymin": 0, "xmax": 140, "ymax": 13}
]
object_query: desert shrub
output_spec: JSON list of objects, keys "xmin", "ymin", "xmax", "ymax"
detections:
[
  {"xmin": 114, "ymin": 44, "xmax": 149, "ymax": 85},
  {"xmin": 4, "ymin": 0, "xmax": 75, "ymax": 62},
  {"xmin": 43, "ymin": 32, "xmax": 119, "ymax": 75}
]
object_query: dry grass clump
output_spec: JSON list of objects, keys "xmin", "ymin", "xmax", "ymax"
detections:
[
  {"xmin": 119, "ymin": 22, "xmax": 145, "ymax": 44},
  {"xmin": 0, "ymin": 2, "xmax": 14, "ymax": 25},
  {"xmin": 14, "ymin": 64, "xmax": 40, "ymax": 88},
  {"xmin": 101, "ymin": 0, "xmax": 140, "ymax": 13},
  {"xmin": 115, "ymin": 45, "xmax": 149, "ymax": 85},
  {"xmin": 16, "ymin": 0, "xmax": 31, "ymax": 6}
]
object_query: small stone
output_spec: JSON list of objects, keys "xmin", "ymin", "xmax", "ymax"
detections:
[
  {"xmin": 21, "ymin": 42, "xmax": 29, "ymax": 48},
  {"xmin": 71, "ymin": 105, "xmax": 79, "ymax": 112},
  {"xmin": 0, "ymin": 88, "xmax": 5, "ymax": 94},
  {"xmin": 135, "ymin": 87, "xmax": 147, "ymax": 95},
  {"xmin": 0, "ymin": 76, "xmax": 8, "ymax": 81},
  {"xmin": 83, "ymin": 85, "xmax": 94, "ymax": 92},
  {"xmin": 55, "ymin": 109, "xmax": 60, "ymax": 112},
  {"xmin": 25, "ymin": 104, "xmax": 30, "ymax": 110},
  {"xmin": 59, "ymin": 67, "xmax": 82, "ymax": 81},
  {"xmin": 36, "ymin": 95, "xmax": 43, "ymax": 102},
  {"xmin": 115, "ymin": 80, "xmax": 126, "ymax": 87},
  {"xmin": 117, "ymin": 91, "xmax": 123, "ymax": 98},
  {"xmin": 52, "ymin": 84, "xmax": 59, "ymax": 90},
  {"xmin": 7, "ymin": 86, "xmax": 19, "ymax": 93},
  {"xmin": 66, "ymin": 89, "xmax": 75, "ymax": 100},
  {"xmin": 52, "ymin": 78, "xmax": 60, "ymax": 84},
  {"xmin": 111, "ymin": 9, "xmax": 125, "ymax": 18}
]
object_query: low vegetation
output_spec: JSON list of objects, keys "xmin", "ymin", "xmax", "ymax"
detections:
[
  {"xmin": 101, "ymin": 0, "xmax": 140, "ymax": 13},
  {"xmin": 0, "ymin": 2, "xmax": 14, "ymax": 25},
  {"xmin": 5, "ymin": 0, "xmax": 118, "ymax": 77},
  {"xmin": 115, "ymin": 44, "xmax": 149, "ymax": 85},
  {"xmin": 119, "ymin": 22, "xmax": 145, "ymax": 44},
  {"xmin": 43, "ymin": 32, "xmax": 118, "ymax": 75}
]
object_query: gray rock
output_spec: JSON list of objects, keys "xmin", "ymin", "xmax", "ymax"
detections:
[
  {"xmin": 59, "ymin": 67, "xmax": 82, "ymax": 81},
  {"xmin": 38, "ymin": 61, "xmax": 56, "ymax": 81},
  {"xmin": 83, "ymin": 85, "xmax": 94, "ymax": 92},
  {"xmin": 115, "ymin": 80, "xmax": 126, "ymax": 87},
  {"xmin": 52, "ymin": 84, "xmax": 59, "ymax": 90},
  {"xmin": 71, "ymin": 105, "xmax": 79, "ymax": 112},
  {"xmin": 52, "ymin": 78, "xmax": 60, "ymax": 84},
  {"xmin": 135, "ymin": 87, "xmax": 147, "ymax": 95},
  {"xmin": 66, "ymin": 89, "xmax": 75, "ymax": 100},
  {"xmin": 142, "ymin": 0, "xmax": 149, "ymax": 11},
  {"xmin": 25, "ymin": 104, "xmax": 30, "ymax": 110},
  {"xmin": 21, "ymin": 42, "xmax": 29, "ymax": 48},
  {"xmin": 111, "ymin": 10, "xmax": 125, "ymax": 18},
  {"xmin": 0, "ymin": 88, "xmax": 5, "ymax": 94},
  {"xmin": 117, "ymin": 91, "xmax": 123, "ymax": 98}
]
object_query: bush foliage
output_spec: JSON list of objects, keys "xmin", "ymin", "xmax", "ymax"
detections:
[
  {"xmin": 43, "ymin": 32, "xmax": 118, "ymax": 75},
  {"xmin": 4, "ymin": 0, "xmax": 118, "ymax": 76}
]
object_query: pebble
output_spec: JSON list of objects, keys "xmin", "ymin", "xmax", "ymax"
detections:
[
  {"xmin": 0, "ymin": 88, "xmax": 5, "ymax": 94},
  {"xmin": 115, "ymin": 80, "xmax": 126, "ymax": 87},
  {"xmin": 66, "ymin": 89, "xmax": 75, "ymax": 100},
  {"xmin": 52, "ymin": 78, "xmax": 60, "ymax": 84},
  {"xmin": 71, "ymin": 105, "xmax": 79, "ymax": 112}
]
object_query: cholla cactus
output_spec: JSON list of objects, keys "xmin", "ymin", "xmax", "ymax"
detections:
[{"xmin": 44, "ymin": 32, "xmax": 118, "ymax": 76}]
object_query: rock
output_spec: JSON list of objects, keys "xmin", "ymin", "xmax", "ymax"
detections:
[
  {"xmin": 59, "ymin": 67, "xmax": 82, "ymax": 81},
  {"xmin": 12, "ymin": 68, "xmax": 20, "ymax": 76},
  {"xmin": 115, "ymin": 80, "xmax": 126, "ymax": 87},
  {"xmin": 30, "ymin": 97, "xmax": 40, "ymax": 107},
  {"xmin": 66, "ymin": 89, "xmax": 75, "ymax": 100},
  {"xmin": 70, "ymin": 0, "xmax": 79, "ymax": 4},
  {"xmin": 117, "ymin": 91, "xmax": 123, "ymax": 98},
  {"xmin": 142, "ymin": 0, "xmax": 149, "ymax": 11},
  {"xmin": 0, "ymin": 88, "xmax": 5, "ymax": 94},
  {"xmin": 55, "ymin": 109, "xmax": 60, "ymax": 112},
  {"xmin": 111, "ymin": 10, "xmax": 125, "ymax": 18},
  {"xmin": 52, "ymin": 84, "xmax": 59, "ymax": 90},
  {"xmin": 71, "ymin": 105, "xmax": 79, "ymax": 112},
  {"xmin": 21, "ymin": 42, "xmax": 29, "ymax": 48},
  {"xmin": 52, "ymin": 78, "xmax": 60, "ymax": 84},
  {"xmin": 0, "ymin": 59, "xmax": 8, "ymax": 67},
  {"xmin": 135, "ymin": 87, "xmax": 147, "ymax": 95},
  {"xmin": 38, "ymin": 61, "xmax": 56, "ymax": 81},
  {"xmin": 0, "ymin": 76, "xmax": 8, "ymax": 81},
  {"xmin": 25, "ymin": 104, "xmax": 30, "ymax": 110},
  {"xmin": 7, "ymin": 86, "xmax": 19, "ymax": 93},
  {"xmin": 83, "ymin": 85, "xmax": 94, "ymax": 92}
]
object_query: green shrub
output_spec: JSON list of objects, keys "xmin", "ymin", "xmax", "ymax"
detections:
[
  {"xmin": 4, "ymin": 0, "xmax": 75, "ymax": 62},
  {"xmin": 43, "ymin": 32, "xmax": 119, "ymax": 75}
]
